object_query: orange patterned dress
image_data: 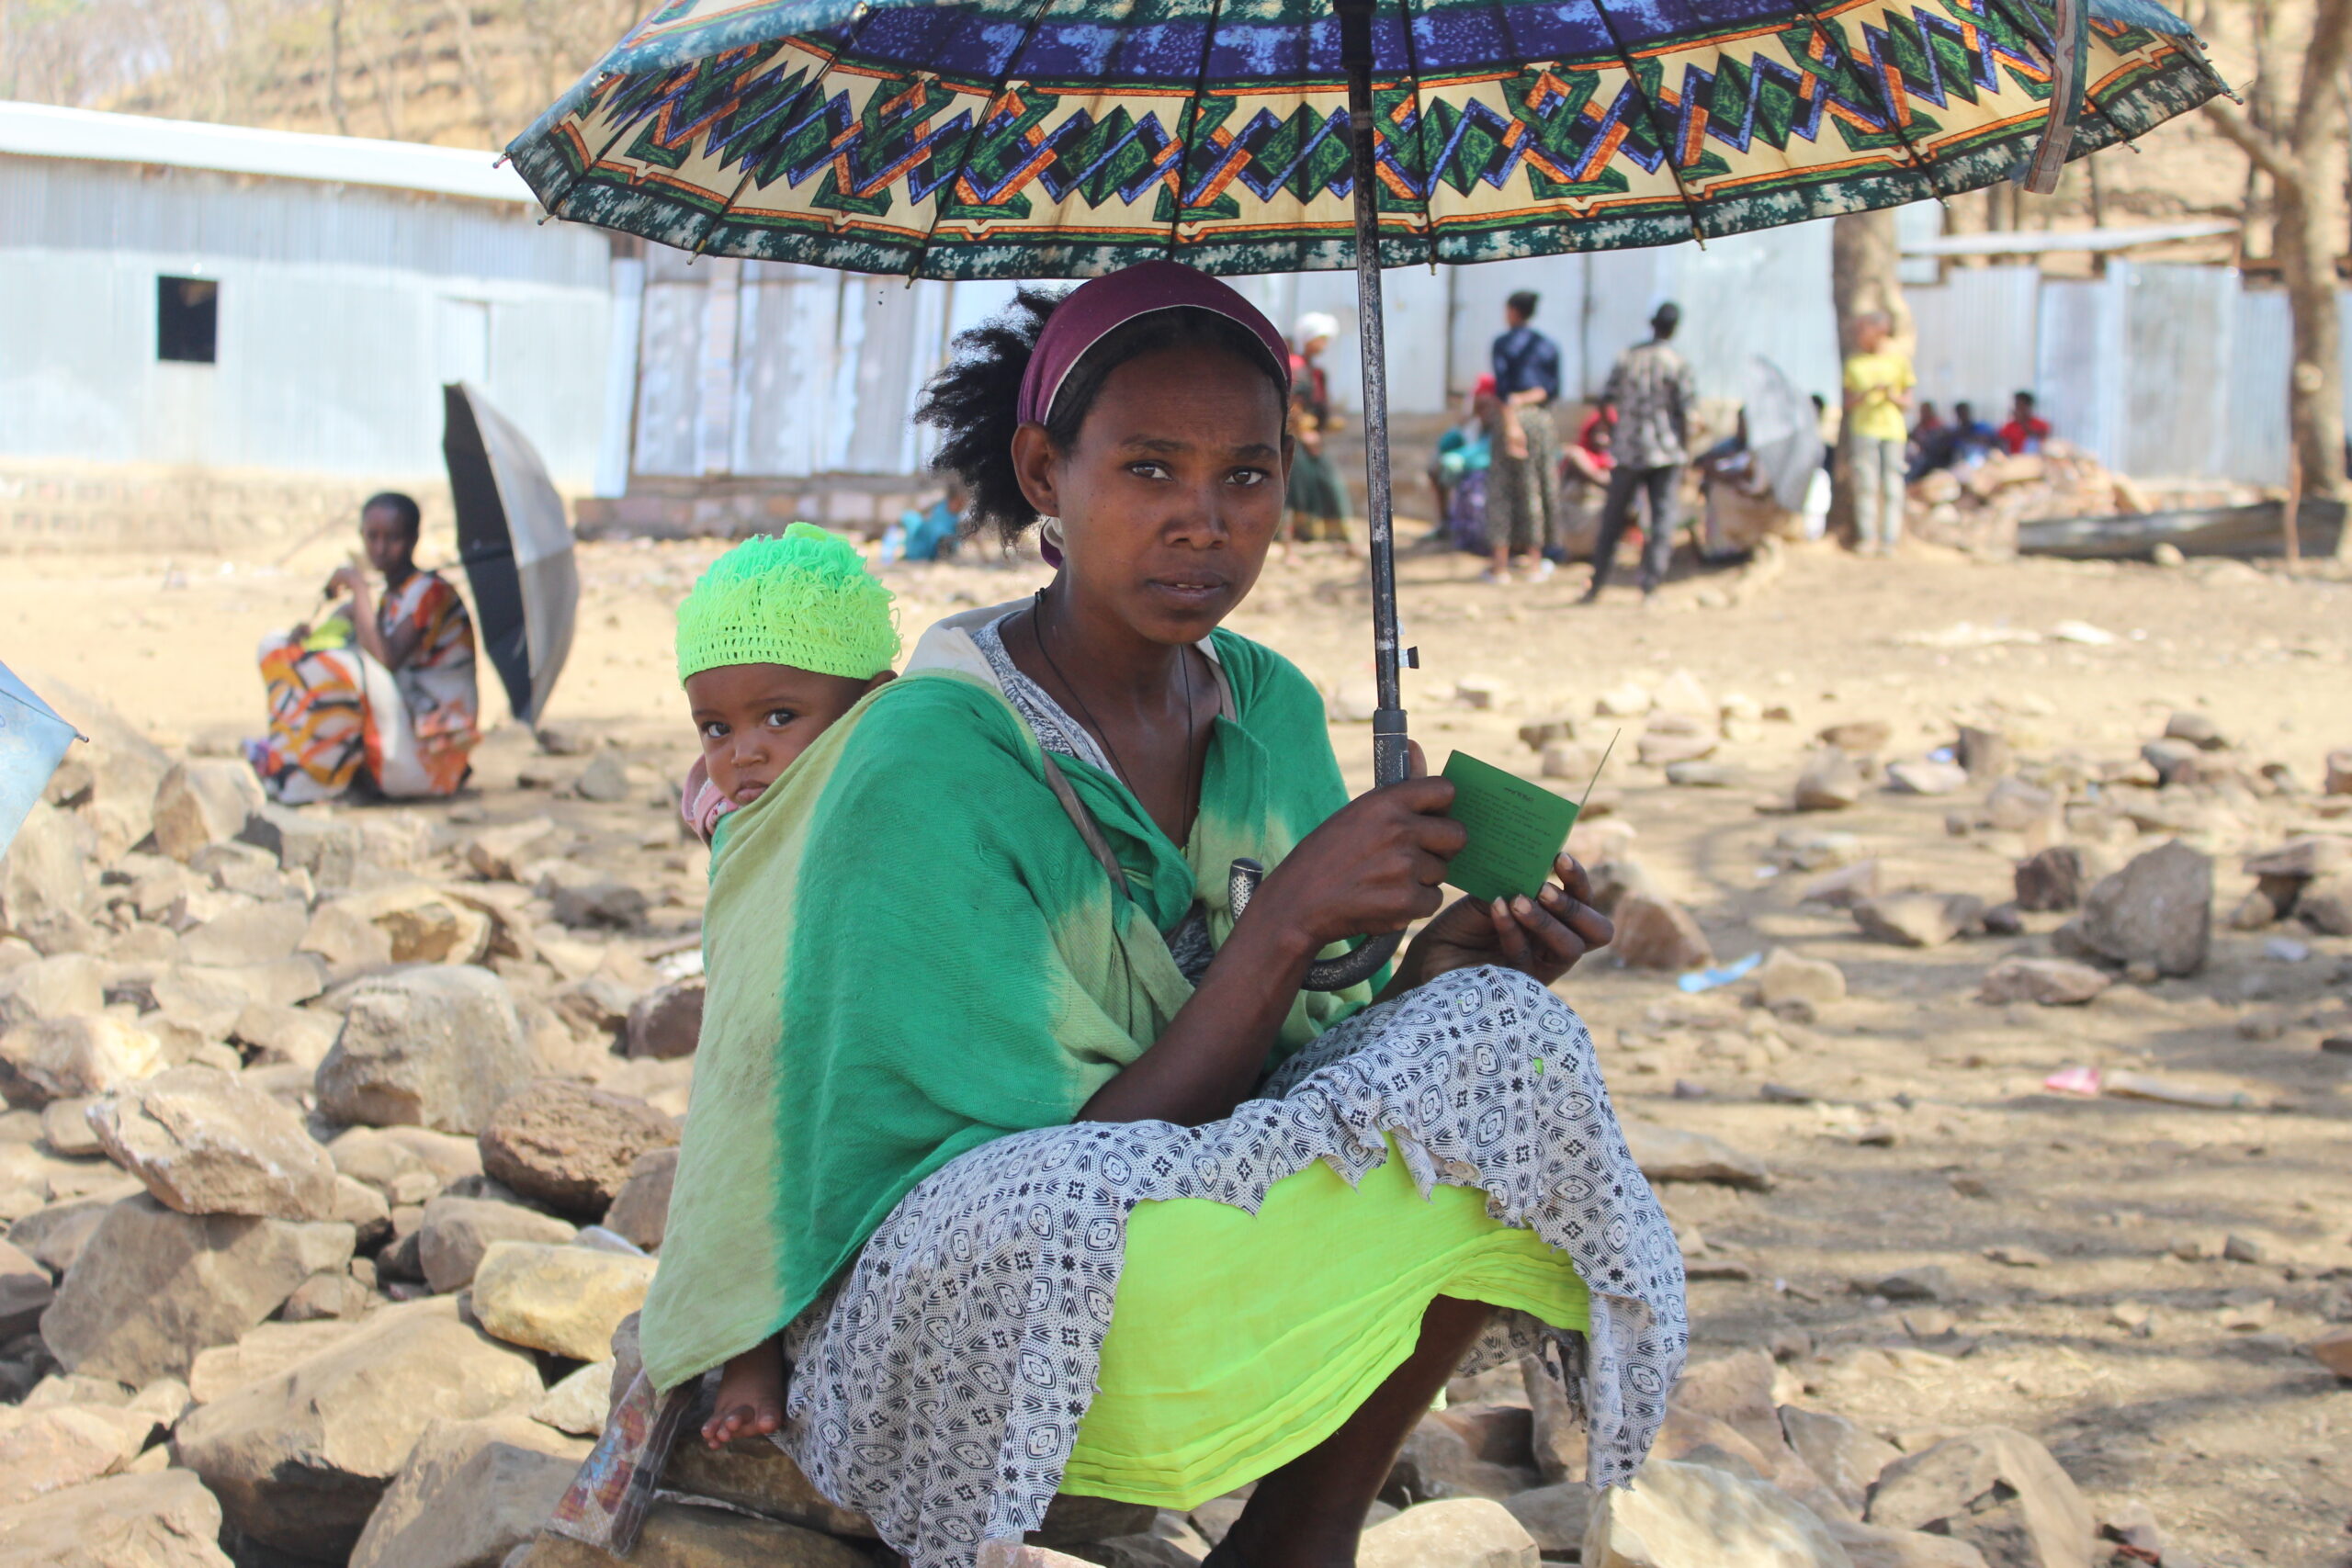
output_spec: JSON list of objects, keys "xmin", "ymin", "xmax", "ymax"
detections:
[{"xmin": 253, "ymin": 570, "xmax": 480, "ymax": 801}]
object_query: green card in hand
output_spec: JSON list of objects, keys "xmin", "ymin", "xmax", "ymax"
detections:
[{"xmin": 1439, "ymin": 751, "xmax": 1583, "ymax": 905}]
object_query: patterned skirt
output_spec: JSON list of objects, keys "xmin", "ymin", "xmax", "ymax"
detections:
[
  {"xmin": 775, "ymin": 965, "xmax": 1685, "ymax": 1566},
  {"xmin": 1486, "ymin": 405, "xmax": 1566, "ymax": 554}
]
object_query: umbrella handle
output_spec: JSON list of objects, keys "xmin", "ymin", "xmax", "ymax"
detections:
[{"xmin": 1227, "ymin": 858, "xmax": 1404, "ymax": 992}]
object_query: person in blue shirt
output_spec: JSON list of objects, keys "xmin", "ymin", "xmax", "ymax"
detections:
[{"xmin": 1484, "ymin": 291, "xmax": 1565, "ymax": 582}]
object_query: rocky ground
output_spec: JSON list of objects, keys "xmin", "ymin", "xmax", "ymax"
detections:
[{"xmin": 0, "ymin": 531, "xmax": 2347, "ymax": 1568}]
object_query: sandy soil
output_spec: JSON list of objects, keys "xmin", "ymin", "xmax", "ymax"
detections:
[{"xmin": 8, "ymin": 529, "xmax": 2351, "ymax": 1565}]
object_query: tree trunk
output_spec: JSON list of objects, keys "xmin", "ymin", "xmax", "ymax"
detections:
[
  {"xmin": 2275, "ymin": 173, "xmax": 2347, "ymax": 513},
  {"xmin": 1826, "ymin": 209, "xmax": 1912, "ymax": 544}
]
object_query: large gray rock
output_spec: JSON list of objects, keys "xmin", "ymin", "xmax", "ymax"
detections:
[
  {"xmin": 604, "ymin": 1146, "xmax": 677, "ymax": 1251},
  {"xmin": 0, "ymin": 802, "xmax": 95, "ymax": 957},
  {"xmin": 0, "ymin": 1236, "xmax": 54, "ymax": 1337},
  {"xmin": 2299, "ymin": 873, "xmax": 2352, "ymax": 936},
  {"xmin": 1, "ymin": 1016, "xmax": 165, "ymax": 1106},
  {"xmin": 1360, "ymin": 1498, "xmax": 1539, "ymax": 1568},
  {"xmin": 1793, "ymin": 750, "xmax": 1865, "ymax": 812},
  {"xmin": 1756, "ymin": 949, "xmax": 1846, "ymax": 1010},
  {"xmin": 1782, "ymin": 1407, "xmax": 1902, "ymax": 1517},
  {"xmin": 1852, "ymin": 894, "xmax": 1983, "ymax": 949},
  {"xmin": 0, "ymin": 953, "xmax": 104, "ymax": 1034},
  {"xmin": 478, "ymin": 1079, "xmax": 678, "ymax": 1219},
  {"xmin": 0, "ymin": 1467, "xmax": 233, "ymax": 1568},
  {"xmin": 626, "ymin": 978, "xmax": 705, "ymax": 1059},
  {"xmin": 2011, "ymin": 848, "xmax": 2086, "ymax": 913},
  {"xmin": 172, "ymin": 1295, "xmax": 545, "ymax": 1563},
  {"xmin": 1864, "ymin": 1427, "xmax": 2095, "ymax": 1568},
  {"xmin": 348, "ymin": 1411, "xmax": 589, "ymax": 1568},
  {"xmin": 177, "ymin": 903, "xmax": 309, "ymax": 970},
  {"xmin": 663, "ymin": 1432, "xmax": 881, "ymax": 1539},
  {"xmin": 417, "ymin": 1196, "xmax": 575, "ymax": 1293},
  {"xmin": 1828, "ymin": 1519, "xmax": 1990, "ymax": 1568},
  {"xmin": 2054, "ymin": 841, "xmax": 2211, "ymax": 978},
  {"xmin": 514, "ymin": 1501, "xmax": 873, "ymax": 1567},
  {"xmin": 1585, "ymin": 1458, "xmax": 1849, "ymax": 1567},
  {"xmin": 9, "ymin": 1195, "xmax": 114, "ymax": 1276},
  {"xmin": 240, "ymin": 805, "xmax": 368, "ymax": 889},
  {"xmin": 40, "ymin": 1194, "xmax": 354, "ymax": 1384},
  {"xmin": 470, "ymin": 1240, "xmax": 654, "ymax": 1360},
  {"xmin": 0, "ymin": 1401, "xmax": 159, "ymax": 1506},
  {"xmin": 152, "ymin": 762, "xmax": 264, "ymax": 865},
  {"xmin": 1385, "ymin": 1410, "xmax": 1539, "ymax": 1505},
  {"xmin": 315, "ymin": 966, "xmax": 535, "ymax": 1134},
  {"xmin": 1975, "ymin": 959, "xmax": 2109, "ymax": 1009},
  {"xmin": 88, "ymin": 1066, "xmax": 339, "ymax": 1221},
  {"xmin": 186, "ymin": 1319, "xmax": 363, "ymax": 1404},
  {"xmin": 1623, "ymin": 1124, "xmax": 1772, "ymax": 1190},
  {"xmin": 1500, "ymin": 1483, "xmax": 1590, "ymax": 1554},
  {"xmin": 1611, "ymin": 894, "xmax": 1714, "ymax": 972}
]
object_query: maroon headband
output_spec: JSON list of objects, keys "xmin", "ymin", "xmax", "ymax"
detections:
[{"xmin": 1016, "ymin": 260, "xmax": 1293, "ymax": 428}]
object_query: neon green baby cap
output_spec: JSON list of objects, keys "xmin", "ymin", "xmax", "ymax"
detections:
[{"xmin": 674, "ymin": 523, "xmax": 901, "ymax": 684}]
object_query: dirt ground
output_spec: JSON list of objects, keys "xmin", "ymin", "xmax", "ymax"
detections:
[{"xmin": 7, "ymin": 527, "xmax": 2351, "ymax": 1566}]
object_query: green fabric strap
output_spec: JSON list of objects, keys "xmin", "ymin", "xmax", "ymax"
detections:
[{"xmin": 639, "ymin": 632, "xmax": 1372, "ymax": 1393}]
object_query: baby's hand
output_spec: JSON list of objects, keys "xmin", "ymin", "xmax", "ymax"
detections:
[{"xmin": 700, "ymin": 1340, "xmax": 786, "ymax": 1450}]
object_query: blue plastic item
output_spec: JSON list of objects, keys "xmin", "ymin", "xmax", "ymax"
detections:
[
  {"xmin": 1677, "ymin": 951, "xmax": 1764, "ymax": 994},
  {"xmin": 0, "ymin": 662, "xmax": 80, "ymax": 858}
]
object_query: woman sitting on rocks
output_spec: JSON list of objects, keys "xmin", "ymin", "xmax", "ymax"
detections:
[{"xmin": 618, "ymin": 263, "xmax": 1684, "ymax": 1568}]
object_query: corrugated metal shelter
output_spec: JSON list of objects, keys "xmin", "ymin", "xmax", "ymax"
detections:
[
  {"xmin": 1906, "ymin": 258, "xmax": 2330, "ymax": 486},
  {"xmin": 0, "ymin": 103, "xmax": 616, "ymax": 491},
  {"xmin": 608, "ymin": 219, "xmax": 1842, "ymax": 502}
]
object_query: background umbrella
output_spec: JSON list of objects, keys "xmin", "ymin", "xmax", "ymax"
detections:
[
  {"xmin": 510, "ymin": 0, "xmax": 2220, "ymax": 983},
  {"xmin": 443, "ymin": 382, "xmax": 580, "ymax": 728},
  {"xmin": 1738, "ymin": 355, "xmax": 1823, "ymax": 515},
  {"xmin": 0, "ymin": 661, "xmax": 80, "ymax": 858}
]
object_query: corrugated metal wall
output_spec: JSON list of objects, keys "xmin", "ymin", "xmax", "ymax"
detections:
[
  {"xmin": 1910, "ymin": 260, "xmax": 2329, "ymax": 486},
  {"xmin": 624, "ymin": 219, "xmax": 1844, "ymax": 484},
  {"xmin": 0, "ymin": 157, "xmax": 614, "ymax": 486}
]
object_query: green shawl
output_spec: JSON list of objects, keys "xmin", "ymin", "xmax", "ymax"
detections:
[{"xmin": 638, "ymin": 611, "xmax": 1373, "ymax": 1393}]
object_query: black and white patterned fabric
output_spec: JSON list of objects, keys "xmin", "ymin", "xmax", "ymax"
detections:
[{"xmin": 771, "ymin": 964, "xmax": 1685, "ymax": 1568}]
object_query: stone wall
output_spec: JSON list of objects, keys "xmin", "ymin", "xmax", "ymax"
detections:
[{"xmin": 0, "ymin": 460, "xmax": 457, "ymax": 560}]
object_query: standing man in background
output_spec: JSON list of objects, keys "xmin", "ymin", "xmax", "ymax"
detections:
[
  {"xmin": 1841, "ymin": 311, "xmax": 1914, "ymax": 556},
  {"xmin": 1485, "ymin": 290, "xmax": 1565, "ymax": 582},
  {"xmin": 1585, "ymin": 301, "xmax": 1698, "ymax": 604}
]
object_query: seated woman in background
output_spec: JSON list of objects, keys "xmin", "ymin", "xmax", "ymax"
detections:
[{"xmin": 248, "ymin": 492, "xmax": 481, "ymax": 803}]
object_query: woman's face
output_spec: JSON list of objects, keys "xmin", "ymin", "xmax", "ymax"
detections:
[{"xmin": 1017, "ymin": 342, "xmax": 1289, "ymax": 649}]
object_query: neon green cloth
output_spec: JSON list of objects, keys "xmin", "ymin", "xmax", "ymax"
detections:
[
  {"xmin": 674, "ymin": 522, "xmax": 901, "ymax": 683},
  {"xmin": 639, "ymin": 630, "xmax": 1377, "ymax": 1393},
  {"xmin": 1064, "ymin": 1136, "xmax": 1589, "ymax": 1507}
]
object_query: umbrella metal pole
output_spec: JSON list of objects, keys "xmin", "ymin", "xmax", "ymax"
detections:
[{"xmin": 1337, "ymin": 0, "xmax": 1408, "ymax": 791}]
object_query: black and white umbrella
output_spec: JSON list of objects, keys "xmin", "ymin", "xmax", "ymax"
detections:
[{"xmin": 442, "ymin": 382, "xmax": 578, "ymax": 728}]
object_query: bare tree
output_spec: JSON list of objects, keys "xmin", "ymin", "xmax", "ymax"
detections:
[{"xmin": 2207, "ymin": 0, "xmax": 2352, "ymax": 558}]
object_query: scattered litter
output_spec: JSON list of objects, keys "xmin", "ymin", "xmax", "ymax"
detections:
[
  {"xmin": 2043, "ymin": 1066, "xmax": 2103, "ymax": 1096},
  {"xmin": 2263, "ymin": 936, "xmax": 2312, "ymax": 964},
  {"xmin": 2052, "ymin": 619, "xmax": 2118, "ymax": 646},
  {"xmin": 2103, "ymin": 1070, "xmax": 2256, "ymax": 1110},
  {"xmin": 1754, "ymin": 864, "xmax": 1781, "ymax": 879},
  {"xmin": 2041, "ymin": 1065, "xmax": 2253, "ymax": 1107},
  {"xmin": 655, "ymin": 948, "xmax": 706, "ymax": 983},
  {"xmin": 1678, "ymin": 951, "xmax": 1764, "ymax": 993}
]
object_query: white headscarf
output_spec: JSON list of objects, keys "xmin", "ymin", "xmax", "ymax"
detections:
[{"xmin": 1295, "ymin": 311, "xmax": 1339, "ymax": 347}]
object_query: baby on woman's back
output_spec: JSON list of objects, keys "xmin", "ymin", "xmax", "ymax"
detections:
[
  {"xmin": 672, "ymin": 522, "xmax": 900, "ymax": 1447},
  {"xmin": 674, "ymin": 523, "xmax": 899, "ymax": 847}
]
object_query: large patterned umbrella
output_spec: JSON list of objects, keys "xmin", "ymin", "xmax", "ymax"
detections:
[
  {"xmin": 509, "ymin": 0, "xmax": 2218, "ymax": 984},
  {"xmin": 510, "ymin": 0, "xmax": 2218, "ymax": 275}
]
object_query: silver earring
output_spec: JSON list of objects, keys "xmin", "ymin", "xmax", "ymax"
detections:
[{"xmin": 1037, "ymin": 515, "xmax": 1065, "ymax": 549}]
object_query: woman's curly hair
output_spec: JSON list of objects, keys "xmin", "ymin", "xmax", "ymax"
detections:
[{"xmin": 915, "ymin": 287, "xmax": 1289, "ymax": 548}]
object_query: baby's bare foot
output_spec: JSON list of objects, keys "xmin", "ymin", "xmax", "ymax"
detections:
[{"xmin": 700, "ymin": 1340, "xmax": 786, "ymax": 1450}]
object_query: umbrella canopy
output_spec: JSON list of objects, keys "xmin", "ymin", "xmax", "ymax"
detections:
[
  {"xmin": 443, "ymin": 382, "xmax": 579, "ymax": 728},
  {"xmin": 507, "ymin": 0, "xmax": 2221, "ymax": 279},
  {"xmin": 1737, "ymin": 355, "xmax": 1821, "ymax": 514},
  {"xmin": 0, "ymin": 661, "xmax": 79, "ymax": 857}
]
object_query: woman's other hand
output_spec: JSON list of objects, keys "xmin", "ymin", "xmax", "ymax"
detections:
[
  {"xmin": 1243, "ymin": 772, "xmax": 1465, "ymax": 964},
  {"xmin": 1391, "ymin": 853, "xmax": 1611, "ymax": 993},
  {"xmin": 324, "ymin": 562, "xmax": 365, "ymax": 598}
]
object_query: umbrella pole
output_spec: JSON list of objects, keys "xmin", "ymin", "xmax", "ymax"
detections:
[{"xmin": 1336, "ymin": 0, "xmax": 1409, "ymax": 791}]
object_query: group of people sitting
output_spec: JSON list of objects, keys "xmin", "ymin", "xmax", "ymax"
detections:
[{"xmin": 1908, "ymin": 390, "xmax": 2051, "ymax": 479}]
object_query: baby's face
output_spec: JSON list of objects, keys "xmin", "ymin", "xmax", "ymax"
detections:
[{"xmin": 685, "ymin": 662, "xmax": 888, "ymax": 807}]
